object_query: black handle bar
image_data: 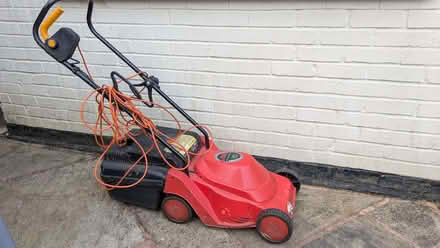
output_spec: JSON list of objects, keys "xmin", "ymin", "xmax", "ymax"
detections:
[
  {"xmin": 33, "ymin": 0, "xmax": 211, "ymax": 151},
  {"xmin": 86, "ymin": 1, "xmax": 210, "ymax": 148},
  {"xmin": 32, "ymin": 0, "xmax": 62, "ymax": 57}
]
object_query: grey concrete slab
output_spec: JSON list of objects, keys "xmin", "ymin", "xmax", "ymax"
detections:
[
  {"xmin": 0, "ymin": 138, "xmax": 23, "ymax": 158},
  {"xmin": 0, "ymin": 152, "xmax": 146, "ymax": 248},
  {"xmin": 226, "ymin": 185, "xmax": 384, "ymax": 247},
  {"xmin": 0, "ymin": 190, "xmax": 22, "ymax": 232},
  {"xmin": 303, "ymin": 215, "xmax": 414, "ymax": 248},
  {"xmin": 1, "ymin": 138, "xmax": 439, "ymax": 248},
  {"xmin": 0, "ymin": 139, "xmax": 93, "ymax": 182},
  {"xmin": 367, "ymin": 199, "xmax": 440, "ymax": 248},
  {"xmin": 133, "ymin": 207, "xmax": 243, "ymax": 248}
]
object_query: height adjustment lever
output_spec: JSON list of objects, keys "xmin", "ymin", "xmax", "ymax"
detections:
[
  {"xmin": 148, "ymin": 76, "xmax": 160, "ymax": 87},
  {"xmin": 146, "ymin": 76, "xmax": 160, "ymax": 107},
  {"xmin": 110, "ymin": 71, "xmax": 142, "ymax": 100}
]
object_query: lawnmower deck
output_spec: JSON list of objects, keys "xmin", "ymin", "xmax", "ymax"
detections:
[{"xmin": 103, "ymin": 138, "xmax": 297, "ymax": 231}]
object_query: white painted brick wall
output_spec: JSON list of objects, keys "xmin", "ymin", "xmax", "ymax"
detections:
[{"xmin": 1, "ymin": 0, "xmax": 440, "ymax": 181}]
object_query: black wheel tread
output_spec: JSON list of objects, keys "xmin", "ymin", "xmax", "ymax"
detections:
[
  {"xmin": 161, "ymin": 195, "xmax": 193, "ymax": 224},
  {"xmin": 256, "ymin": 208, "xmax": 293, "ymax": 244},
  {"xmin": 275, "ymin": 168, "xmax": 301, "ymax": 193}
]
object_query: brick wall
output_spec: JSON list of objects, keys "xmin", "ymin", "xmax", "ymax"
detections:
[{"xmin": 1, "ymin": 0, "xmax": 440, "ymax": 180}]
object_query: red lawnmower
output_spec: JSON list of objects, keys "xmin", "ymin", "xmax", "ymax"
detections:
[{"xmin": 33, "ymin": 0, "xmax": 300, "ymax": 244}]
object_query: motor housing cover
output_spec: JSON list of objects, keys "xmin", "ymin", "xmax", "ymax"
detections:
[{"xmin": 45, "ymin": 27, "xmax": 80, "ymax": 62}]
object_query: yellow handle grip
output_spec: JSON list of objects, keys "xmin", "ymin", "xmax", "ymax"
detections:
[{"xmin": 40, "ymin": 7, "xmax": 64, "ymax": 41}]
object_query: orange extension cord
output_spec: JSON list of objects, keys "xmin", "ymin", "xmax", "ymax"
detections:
[{"xmin": 77, "ymin": 46, "xmax": 213, "ymax": 190}]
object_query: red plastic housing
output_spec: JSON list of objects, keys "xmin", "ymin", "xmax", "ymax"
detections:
[{"xmin": 164, "ymin": 142, "xmax": 297, "ymax": 228}]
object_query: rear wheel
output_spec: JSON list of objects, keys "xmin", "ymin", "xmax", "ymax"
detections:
[
  {"xmin": 256, "ymin": 209, "xmax": 293, "ymax": 244},
  {"xmin": 275, "ymin": 168, "xmax": 301, "ymax": 193},
  {"xmin": 161, "ymin": 195, "xmax": 193, "ymax": 224}
]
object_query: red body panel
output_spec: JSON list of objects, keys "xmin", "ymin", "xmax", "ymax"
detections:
[{"xmin": 164, "ymin": 142, "xmax": 297, "ymax": 229}]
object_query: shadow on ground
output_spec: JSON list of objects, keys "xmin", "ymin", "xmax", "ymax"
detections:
[{"xmin": 0, "ymin": 138, "xmax": 439, "ymax": 248}]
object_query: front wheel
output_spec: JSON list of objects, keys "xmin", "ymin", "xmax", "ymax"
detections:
[{"xmin": 256, "ymin": 209, "xmax": 293, "ymax": 244}]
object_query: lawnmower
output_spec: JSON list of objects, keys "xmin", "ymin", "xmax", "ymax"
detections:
[{"xmin": 33, "ymin": 0, "xmax": 300, "ymax": 244}]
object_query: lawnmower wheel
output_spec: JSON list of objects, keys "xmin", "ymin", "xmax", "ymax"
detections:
[
  {"xmin": 256, "ymin": 209, "xmax": 293, "ymax": 244},
  {"xmin": 275, "ymin": 168, "xmax": 301, "ymax": 193},
  {"xmin": 161, "ymin": 195, "xmax": 193, "ymax": 224}
]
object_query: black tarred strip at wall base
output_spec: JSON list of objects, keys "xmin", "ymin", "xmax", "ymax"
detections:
[
  {"xmin": 5, "ymin": 123, "xmax": 440, "ymax": 201},
  {"xmin": 0, "ymin": 107, "xmax": 7, "ymax": 135}
]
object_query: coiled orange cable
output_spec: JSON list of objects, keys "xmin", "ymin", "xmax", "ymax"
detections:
[{"xmin": 77, "ymin": 47, "xmax": 213, "ymax": 190}]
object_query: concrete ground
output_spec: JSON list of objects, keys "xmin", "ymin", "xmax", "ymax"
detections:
[{"xmin": 0, "ymin": 138, "xmax": 439, "ymax": 248}]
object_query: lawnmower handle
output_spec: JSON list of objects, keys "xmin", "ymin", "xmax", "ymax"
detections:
[
  {"xmin": 33, "ymin": 0, "xmax": 64, "ymax": 52},
  {"xmin": 40, "ymin": 7, "xmax": 64, "ymax": 41},
  {"xmin": 33, "ymin": 0, "xmax": 212, "ymax": 150}
]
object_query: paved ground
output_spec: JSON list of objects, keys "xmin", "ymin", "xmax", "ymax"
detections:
[{"xmin": 0, "ymin": 137, "xmax": 439, "ymax": 248}]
